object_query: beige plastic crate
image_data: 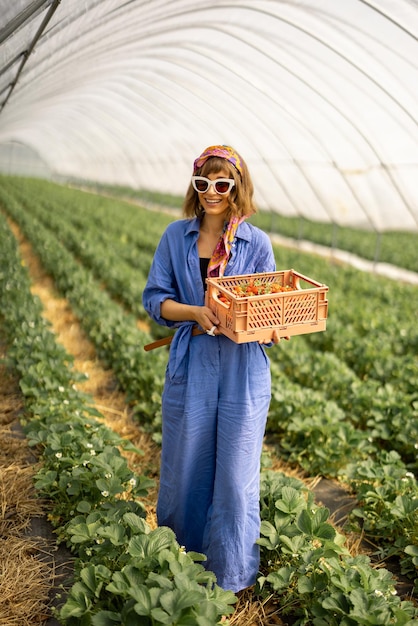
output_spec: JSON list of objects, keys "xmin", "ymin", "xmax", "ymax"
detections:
[{"xmin": 205, "ymin": 269, "xmax": 329, "ymax": 343}]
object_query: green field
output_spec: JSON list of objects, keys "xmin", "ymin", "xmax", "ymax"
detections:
[{"xmin": 1, "ymin": 175, "xmax": 417, "ymax": 625}]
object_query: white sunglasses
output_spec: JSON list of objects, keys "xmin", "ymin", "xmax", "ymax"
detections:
[{"xmin": 191, "ymin": 176, "xmax": 235, "ymax": 195}]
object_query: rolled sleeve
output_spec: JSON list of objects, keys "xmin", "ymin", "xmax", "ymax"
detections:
[{"xmin": 142, "ymin": 230, "xmax": 179, "ymax": 328}]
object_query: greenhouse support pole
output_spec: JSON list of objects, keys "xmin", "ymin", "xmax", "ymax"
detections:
[
  {"xmin": 374, "ymin": 231, "xmax": 382, "ymax": 266},
  {"xmin": 0, "ymin": 0, "xmax": 61, "ymax": 114}
]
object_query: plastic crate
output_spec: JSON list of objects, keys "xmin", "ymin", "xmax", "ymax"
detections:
[{"xmin": 205, "ymin": 269, "xmax": 329, "ymax": 343}]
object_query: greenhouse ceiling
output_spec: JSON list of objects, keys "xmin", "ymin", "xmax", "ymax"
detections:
[{"xmin": 0, "ymin": 0, "xmax": 417, "ymax": 232}]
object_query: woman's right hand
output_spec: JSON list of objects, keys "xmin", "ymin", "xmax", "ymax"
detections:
[
  {"xmin": 192, "ymin": 305, "xmax": 220, "ymax": 335},
  {"xmin": 160, "ymin": 300, "xmax": 220, "ymax": 334}
]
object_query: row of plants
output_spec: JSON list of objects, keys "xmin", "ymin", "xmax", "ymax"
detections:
[
  {"xmin": 1, "ymin": 215, "xmax": 416, "ymax": 626},
  {"xmin": 0, "ymin": 210, "xmax": 237, "ymax": 625},
  {"xmin": 265, "ymin": 249, "xmax": 418, "ymax": 470},
  {"xmin": 1, "ymin": 177, "xmax": 417, "ymax": 589},
  {"xmin": 3, "ymin": 178, "xmax": 417, "ymax": 414},
  {"xmin": 0, "ymin": 176, "xmax": 173, "ymax": 340},
  {"xmin": 7, "ymin": 177, "xmax": 417, "ymax": 471},
  {"xmin": 62, "ymin": 177, "xmax": 418, "ymax": 273},
  {"xmin": 250, "ymin": 212, "xmax": 418, "ymax": 275},
  {"xmin": 7, "ymin": 176, "xmax": 173, "ymax": 257},
  {"xmin": 0, "ymin": 183, "xmax": 166, "ymax": 433},
  {"xmin": 257, "ymin": 469, "xmax": 417, "ymax": 624},
  {"xmin": 1, "ymin": 177, "xmax": 417, "ymax": 610}
]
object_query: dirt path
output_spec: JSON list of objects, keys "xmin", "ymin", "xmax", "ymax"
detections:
[
  {"xmin": 9, "ymin": 219, "xmax": 161, "ymax": 504},
  {"xmin": 0, "ymin": 341, "xmax": 57, "ymax": 626}
]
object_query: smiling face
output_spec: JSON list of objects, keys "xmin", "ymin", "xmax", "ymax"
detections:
[
  {"xmin": 183, "ymin": 154, "xmax": 250, "ymax": 220},
  {"xmin": 197, "ymin": 167, "xmax": 234, "ymax": 220}
]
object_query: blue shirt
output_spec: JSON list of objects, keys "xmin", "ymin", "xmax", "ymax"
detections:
[{"xmin": 142, "ymin": 217, "xmax": 276, "ymax": 375}]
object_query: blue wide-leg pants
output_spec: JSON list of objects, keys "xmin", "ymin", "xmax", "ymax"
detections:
[{"xmin": 157, "ymin": 333, "xmax": 271, "ymax": 592}]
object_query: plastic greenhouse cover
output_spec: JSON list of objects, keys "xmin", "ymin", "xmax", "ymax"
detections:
[{"xmin": 0, "ymin": 0, "xmax": 417, "ymax": 232}]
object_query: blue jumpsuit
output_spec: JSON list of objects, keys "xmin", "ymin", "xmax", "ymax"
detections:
[{"xmin": 142, "ymin": 217, "xmax": 276, "ymax": 592}]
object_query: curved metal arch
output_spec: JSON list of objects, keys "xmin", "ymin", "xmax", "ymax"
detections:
[
  {"xmin": 100, "ymin": 49, "xmax": 368, "ymax": 226},
  {"xmin": 0, "ymin": 0, "xmax": 61, "ymax": 112},
  {"xmin": 127, "ymin": 23, "xmax": 412, "ymax": 229},
  {"xmin": 102, "ymin": 3, "xmax": 418, "ymax": 228},
  {"xmin": 358, "ymin": 0, "xmax": 418, "ymax": 40},
  {"xmin": 5, "ymin": 17, "xmax": 413, "ymax": 229},
  {"xmin": 0, "ymin": 0, "xmax": 417, "ymax": 232},
  {"xmin": 182, "ymin": 10, "xmax": 417, "ymax": 228},
  {"xmin": 0, "ymin": 0, "xmax": 52, "ymax": 44},
  {"xmin": 9, "ymin": 25, "xmax": 382, "ymax": 227}
]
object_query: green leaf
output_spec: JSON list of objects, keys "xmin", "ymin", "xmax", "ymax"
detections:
[
  {"xmin": 76, "ymin": 500, "xmax": 92, "ymax": 513},
  {"xmin": 96, "ymin": 476, "xmax": 124, "ymax": 497},
  {"xmin": 123, "ymin": 512, "xmax": 149, "ymax": 534},
  {"xmin": 147, "ymin": 571, "xmax": 174, "ymax": 590},
  {"xmin": 160, "ymin": 588, "xmax": 204, "ymax": 616},
  {"xmin": 150, "ymin": 607, "xmax": 171, "ymax": 624},
  {"xmin": 204, "ymin": 585, "xmax": 237, "ymax": 614},
  {"xmin": 266, "ymin": 566, "xmax": 295, "ymax": 591},
  {"xmin": 103, "ymin": 565, "xmax": 146, "ymax": 603},
  {"xmin": 278, "ymin": 533, "xmax": 305, "ymax": 555},
  {"xmin": 127, "ymin": 534, "xmax": 147, "ymax": 559},
  {"xmin": 275, "ymin": 486, "xmax": 307, "ymax": 515},
  {"xmin": 97, "ymin": 523, "xmax": 127, "ymax": 546},
  {"xmin": 58, "ymin": 582, "xmax": 93, "ymax": 618},
  {"xmin": 106, "ymin": 573, "xmax": 130, "ymax": 596},
  {"xmin": 34, "ymin": 470, "xmax": 57, "ymax": 491},
  {"xmin": 349, "ymin": 587, "xmax": 392, "ymax": 624},
  {"xmin": 391, "ymin": 494, "xmax": 418, "ymax": 518},
  {"xmin": 405, "ymin": 544, "xmax": 418, "ymax": 558},
  {"xmin": 258, "ymin": 520, "xmax": 280, "ymax": 550},
  {"xmin": 59, "ymin": 596, "xmax": 89, "ymax": 619},
  {"xmin": 91, "ymin": 610, "xmax": 122, "ymax": 625},
  {"xmin": 298, "ymin": 575, "xmax": 315, "ymax": 594},
  {"xmin": 296, "ymin": 507, "xmax": 336, "ymax": 541},
  {"xmin": 80, "ymin": 564, "xmax": 111, "ymax": 597},
  {"xmin": 128, "ymin": 527, "xmax": 175, "ymax": 558},
  {"xmin": 322, "ymin": 592, "xmax": 350, "ymax": 615},
  {"xmin": 186, "ymin": 551, "xmax": 207, "ymax": 562},
  {"xmin": 296, "ymin": 508, "xmax": 314, "ymax": 535},
  {"xmin": 68, "ymin": 520, "xmax": 102, "ymax": 543},
  {"xmin": 147, "ymin": 527, "xmax": 176, "ymax": 554},
  {"xmin": 132, "ymin": 586, "xmax": 153, "ymax": 615},
  {"xmin": 66, "ymin": 478, "xmax": 82, "ymax": 495},
  {"xmin": 120, "ymin": 440, "xmax": 144, "ymax": 455}
]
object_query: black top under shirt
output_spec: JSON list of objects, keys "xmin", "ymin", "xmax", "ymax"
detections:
[{"xmin": 200, "ymin": 257, "xmax": 210, "ymax": 290}]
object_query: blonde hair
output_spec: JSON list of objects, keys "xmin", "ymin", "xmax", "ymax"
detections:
[{"xmin": 183, "ymin": 154, "xmax": 257, "ymax": 219}]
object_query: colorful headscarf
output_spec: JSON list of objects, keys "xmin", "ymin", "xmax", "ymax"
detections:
[
  {"xmin": 193, "ymin": 144, "xmax": 243, "ymax": 176},
  {"xmin": 207, "ymin": 215, "xmax": 246, "ymax": 277}
]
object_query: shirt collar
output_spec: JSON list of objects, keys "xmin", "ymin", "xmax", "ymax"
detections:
[{"xmin": 185, "ymin": 217, "xmax": 252, "ymax": 242}]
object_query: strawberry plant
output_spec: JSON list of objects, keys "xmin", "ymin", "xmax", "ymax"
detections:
[
  {"xmin": 60, "ymin": 516, "xmax": 236, "ymax": 625},
  {"xmin": 0, "ymin": 211, "xmax": 236, "ymax": 625},
  {"xmin": 257, "ymin": 471, "xmax": 418, "ymax": 625},
  {"xmin": 340, "ymin": 451, "xmax": 418, "ymax": 589},
  {"xmin": 2, "ymin": 177, "xmax": 418, "ymax": 616},
  {"xmin": 0, "ymin": 188, "xmax": 166, "ymax": 434}
]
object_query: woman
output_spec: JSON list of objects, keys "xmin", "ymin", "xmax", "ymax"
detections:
[{"xmin": 143, "ymin": 145, "xmax": 282, "ymax": 592}]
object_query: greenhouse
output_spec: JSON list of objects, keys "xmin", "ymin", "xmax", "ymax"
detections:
[
  {"xmin": 0, "ymin": 2, "xmax": 417, "ymax": 625},
  {"xmin": 1, "ymin": 0, "xmax": 418, "ymax": 231}
]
